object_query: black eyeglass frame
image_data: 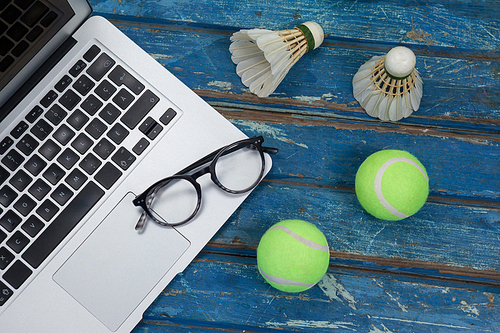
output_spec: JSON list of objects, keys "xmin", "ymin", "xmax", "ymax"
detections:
[{"xmin": 132, "ymin": 136, "xmax": 278, "ymax": 228}]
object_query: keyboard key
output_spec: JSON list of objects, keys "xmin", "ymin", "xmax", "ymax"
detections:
[
  {"xmin": 0, "ymin": 247, "xmax": 14, "ymax": 270},
  {"xmin": 147, "ymin": 123, "xmax": 163, "ymax": 140},
  {"xmin": 72, "ymin": 74, "xmax": 94, "ymax": 96},
  {"xmin": 0, "ymin": 185, "xmax": 17, "ymax": 207},
  {"xmin": 0, "ymin": 21, "xmax": 5, "ymax": 34},
  {"xmin": 71, "ymin": 133, "xmax": 93, "ymax": 154},
  {"xmin": 24, "ymin": 154, "xmax": 46, "ymax": 176},
  {"xmin": 3, "ymin": 260, "xmax": 32, "ymax": 289},
  {"xmin": 85, "ymin": 118, "xmax": 107, "ymax": 139},
  {"xmin": 95, "ymin": 162, "xmax": 121, "ymax": 190},
  {"xmin": 14, "ymin": 0, "xmax": 35, "ymax": 10},
  {"xmin": 20, "ymin": 1, "xmax": 48, "ymax": 27},
  {"xmin": 67, "ymin": 109, "xmax": 89, "ymax": 130},
  {"xmin": 94, "ymin": 80, "xmax": 116, "ymax": 101},
  {"xmin": 45, "ymin": 104, "xmax": 67, "ymax": 125},
  {"xmin": 112, "ymin": 88, "xmax": 134, "ymax": 109},
  {"xmin": 2, "ymin": 149, "xmax": 25, "ymax": 171},
  {"xmin": 10, "ymin": 120, "xmax": 29, "ymax": 139},
  {"xmin": 81, "ymin": 94, "xmax": 102, "ymax": 115},
  {"xmin": 0, "ymin": 210, "xmax": 22, "ymax": 232},
  {"xmin": 0, "ymin": 281, "xmax": 14, "ymax": 305},
  {"xmin": 40, "ymin": 10, "xmax": 57, "ymax": 27},
  {"xmin": 0, "ymin": 56, "xmax": 14, "ymax": 72},
  {"xmin": 50, "ymin": 183, "xmax": 73, "ymax": 205},
  {"xmin": 59, "ymin": 89, "xmax": 81, "ymax": 111},
  {"xmin": 25, "ymin": 105, "xmax": 44, "ymax": 123},
  {"xmin": 9, "ymin": 170, "xmax": 32, "ymax": 191},
  {"xmin": 52, "ymin": 124, "xmax": 75, "ymax": 145},
  {"xmin": 1, "ymin": 5, "xmax": 21, "ymax": 24},
  {"xmin": 121, "ymin": 90, "xmax": 159, "ymax": 129},
  {"xmin": 108, "ymin": 65, "xmax": 145, "ymax": 95},
  {"xmin": 16, "ymin": 134, "xmax": 39, "ymax": 155},
  {"xmin": 57, "ymin": 148, "xmax": 79, "ymax": 169},
  {"xmin": 31, "ymin": 119, "xmax": 53, "ymax": 140},
  {"xmin": 28, "ymin": 178, "xmax": 50, "ymax": 200},
  {"xmin": 7, "ymin": 22, "xmax": 28, "ymax": 42},
  {"xmin": 0, "ymin": 166, "xmax": 9, "ymax": 185},
  {"xmin": 11, "ymin": 40, "xmax": 29, "ymax": 57},
  {"xmin": 79, "ymin": 153, "xmax": 101, "ymax": 175},
  {"xmin": 99, "ymin": 103, "xmax": 121, "ymax": 124},
  {"xmin": 64, "ymin": 168, "xmax": 87, "ymax": 190},
  {"xmin": 43, "ymin": 164, "xmax": 65, "ymax": 185},
  {"xmin": 132, "ymin": 138, "xmax": 149, "ymax": 155},
  {"xmin": 107, "ymin": 123, "xmax": 129, "ymax": 144},
  {"xmin": 55, "ymin": 75, "xmax": 73, "ymax": 92},
  {"xmin": 112, "ymin": 147, "xmax": 135, "ymax": 171},
  {"xmin": 7, "ymin": 231, "xmax": 30, "ymax": 253},
  {"xmin": 25, "ymin": 25, "xmax": 43, "ymax": 42},
  {"xmin": 38, "ymin": 139, "xmax": 60, "ymax": 160},
  {"xmin": 0, "ymin": 229, "xmax": 5, "ymax": 243},
  {"xmin": 14, "ymin": 194, "xmax": 36, "ymax": 216},
  {"xmin": 40, "ymin": 90, "xmax": 58, "ymax": 108},
  {"xmin": 0, "ymin": 37, "xmax": 14, "ymax": 56},
  {"xmin": 0, "ymin": 137, "xmax": 14, "ymax": 154},
  {"xmin": 36, "ymin": 199, "xmax": 58, "ymax": 221},
  {"xmin": 22, "ymin": 216, "xmax": 44, "ymax": 237},
  {"xmin": 83, "ymin": 45, "xmax": 100, "ymax": 62},
  {"xmin": 87, "ymin": 53, "xmax": 115, "ymax": 81},
  {"xmin": 93, "ymin": 138, "xmax": 115, "ymax": 159},
  {"xmin": 138, "ymin": 116, "xmax": 155, "ymax": 134},
  {"xmin": 69, "ymin": 59, "xmax": 86, "ymax": 77},
  {"xmin": 23, "ymin": 182, "xmax": 104, "ymax": 269}
]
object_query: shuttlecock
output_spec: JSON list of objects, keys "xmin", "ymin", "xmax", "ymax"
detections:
[
  {"xmin": 229, "ymin": 21, "xmax": 324, "ymax": 97},
  {"xmin": 352, "ymin": 46, "xmax": 423, "ymax": 121}
]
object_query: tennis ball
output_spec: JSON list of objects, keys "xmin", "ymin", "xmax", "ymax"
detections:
[
  {"xmin": 355, "ymin": 150, "xmax": 429, "ymax": 221},
  {"xmin": 257, "ymin": 219, "xmax": 329, "ymax": 293}
]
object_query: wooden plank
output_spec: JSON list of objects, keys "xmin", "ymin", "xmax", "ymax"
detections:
[
  {"xmin": 94, "ymin": 21, "xmax": 500, "ymax": 130},
  {"xmin": 89, "ymin": 0, "xmax": 500, "ymax": 52},
  {"xmin": 132, "ymin": 252, "xmax": 500, "ymax": 332}
]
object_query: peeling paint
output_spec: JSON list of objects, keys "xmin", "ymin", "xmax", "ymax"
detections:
[
  {"xmin": 149, "ymin": 53, "xmax": 173, "ymax": 61},
  {"xmin": 229, "ymin": 119, "xmax": 309, "ymax": 148},
  {"xmin": 461, "ymin": 300, "xmax": 480, "ymax": 316},
  {"xmin": 369, "ymin": 324, "xmax": 394, "ymax": 333},
  {"xmin": 318, "ymin": 275, "xmax": 357, "ymax": 310},
  {"xmin": 207, "ymin": 80, "xmax": 233, "ymax": 90},
  {"xmin": 265, "ymin": 319, "xmax": 357, "ymax": 330}
]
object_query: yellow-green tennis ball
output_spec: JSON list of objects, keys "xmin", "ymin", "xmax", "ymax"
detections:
[
  {"xmin": 355, "ymin": 150, "xmax": 429, "ymax": 221},
  {"xmin": 257, "ymin": 219, "xmax": 329, "ymax": 293}
]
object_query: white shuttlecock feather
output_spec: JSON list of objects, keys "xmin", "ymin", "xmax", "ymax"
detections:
[
  {"xmin": 229, "ymin": 22, "xmax": 324, "ymax": 97},
  {"xmin": 353, "ymin": 46, "xmax": 423, "ymax": 121}
]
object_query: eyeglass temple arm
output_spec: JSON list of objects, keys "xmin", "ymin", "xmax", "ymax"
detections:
[{"xmin": 175, "ymin": 136, "xmax": 278, "ymax": 175}]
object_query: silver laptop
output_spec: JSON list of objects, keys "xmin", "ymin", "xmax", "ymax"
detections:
[{"xmin": 0, "ymin": 0, "xmax": 274, "ymax": 331}]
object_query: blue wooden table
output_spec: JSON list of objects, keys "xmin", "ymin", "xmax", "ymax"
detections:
[{"xmin": 90, "ymin": 1, "xmax": 499, "ymax": 331}]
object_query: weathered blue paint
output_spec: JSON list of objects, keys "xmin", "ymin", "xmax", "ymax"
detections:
[{"xmin": 86, "ymin": 0, "xmax": 500, "ymax": 331}]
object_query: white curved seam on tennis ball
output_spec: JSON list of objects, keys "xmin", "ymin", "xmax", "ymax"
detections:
[
  {"xmin": 258, "ymin": 264, "xmax": 317, "ymax": 287},
  {"xmin": 374, "ymin": 157, "xmax": 429, "ymax": 218},
  {"xmin": 268, "ymin": 226, "xmax": 329, "ymax": 252}
]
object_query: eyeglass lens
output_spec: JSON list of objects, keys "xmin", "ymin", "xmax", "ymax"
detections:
[
  {"xmin": 215, "ymin": 142, "xmax": 263, "ymax": 192},
  {"xmin": 146, "ymin": 142, "xmax": 264, "ymax": 225}
]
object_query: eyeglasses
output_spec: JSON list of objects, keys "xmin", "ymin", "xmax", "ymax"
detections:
[{"xmin": 132, "ymin": 136, "xmax": 278, "ymax": 231}]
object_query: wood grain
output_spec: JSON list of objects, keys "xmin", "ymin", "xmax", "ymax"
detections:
[{"xmin": 87, "ymin": 0, "xmax": 499, "ymax": 331}]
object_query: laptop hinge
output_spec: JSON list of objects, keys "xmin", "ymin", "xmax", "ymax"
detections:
[{"xmin": 0, "ymin": 36, "xmax": 78, "ymax": 122}]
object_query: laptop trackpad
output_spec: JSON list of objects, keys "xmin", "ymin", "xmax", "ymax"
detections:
[{"xmin": 53, "ymin": 192, "xmax": 191, "ymax": 331}]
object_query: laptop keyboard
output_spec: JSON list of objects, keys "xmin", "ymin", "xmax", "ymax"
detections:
[
  {"xmin": 0, "ymin": 0, "xmax": 59, "ymax": 72},
  {"xmin": 0, "ymin": 44, "xmax": 178, "ymax": 305}
]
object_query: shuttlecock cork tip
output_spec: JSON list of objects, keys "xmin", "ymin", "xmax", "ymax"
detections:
[
  {"xmin": 296, "ymin": 21, "xmax": 324, "ymax": 51},
  {"xmin": 384, "ymin": 46, "xmax": 416, "ymax": 78}
]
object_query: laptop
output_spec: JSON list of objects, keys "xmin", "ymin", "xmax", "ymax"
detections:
[{"xmin": 0, "ymin": 0, "xmax": 273, "ymax": 331}]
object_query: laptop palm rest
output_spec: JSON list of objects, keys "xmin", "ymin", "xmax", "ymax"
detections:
[{"xmin": 53, "ymin": 192, "xmax": 191, "ymax": 331}]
